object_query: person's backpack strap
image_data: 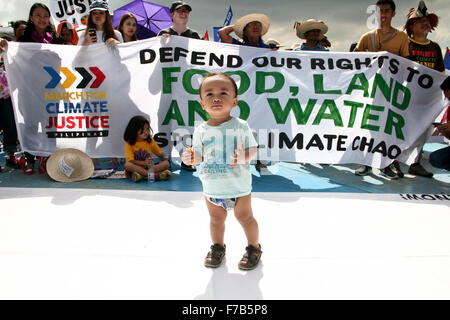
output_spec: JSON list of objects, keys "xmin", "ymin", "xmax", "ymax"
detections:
[{"xmin": 370, "ymin": 31, "xmax": 376, "ymax": 51}]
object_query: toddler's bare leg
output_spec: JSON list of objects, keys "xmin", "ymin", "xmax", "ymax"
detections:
[
  {"xmin": 205, "ymin": 198, "xmax": 227, "ymax": 246},
  {"xmin": 234, "ymin": 194, "xmax": 259, "ymax": 247}
]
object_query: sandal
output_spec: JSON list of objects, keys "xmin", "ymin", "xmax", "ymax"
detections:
[
  {"xmin": 19, "ymin": 156, "xmax": 27, "ymax": 170},
  {"xmin": 6, "ymin": 155, "xmax": 20, "ymax": 168},
  {"xmin": 24, "ymin": 162, "xmax": 34, "ymax": 175},
  {"xmin": 38, "ymin": 156, "xmax": 47, "ymax": 174},
  {"xmin": 238, "ymin": 244, "xmax": 262, "ymax": 271}
]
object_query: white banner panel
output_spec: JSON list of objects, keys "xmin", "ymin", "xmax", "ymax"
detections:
[{"xmin": 5, "ymin": 36, "xmax": 447, "ymax": 168}]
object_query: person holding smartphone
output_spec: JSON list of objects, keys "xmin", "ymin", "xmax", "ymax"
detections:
[
  {"xmin": 78, "ymin": 1, "xmax": 123, "ymax": 170},
  {"xmin": 79, "ymin": 1, "xmax": 123, "ymax": 46}
]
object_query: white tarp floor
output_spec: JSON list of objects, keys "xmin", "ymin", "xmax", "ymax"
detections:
[{"xmin": 0, "ymin": 188, "xmax": 449, "ymax": 299}]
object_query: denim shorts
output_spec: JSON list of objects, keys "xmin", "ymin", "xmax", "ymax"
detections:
[{"xmin": 207, "ymin": 197, "xmax": 237, "ymax": 211}]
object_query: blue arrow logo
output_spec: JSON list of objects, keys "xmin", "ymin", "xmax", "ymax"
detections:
[{"xmin": 43, "ymin": 66, "xmax": 62, "ymax": 89}]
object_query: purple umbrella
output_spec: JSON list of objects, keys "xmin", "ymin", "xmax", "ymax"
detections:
[{"xmin": 112, "ymin": 0, "xmax": 173, "ymax": 40}]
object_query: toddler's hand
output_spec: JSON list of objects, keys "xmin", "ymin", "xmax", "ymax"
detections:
[
  {"xmin": 229, "ymin": 142, "xmax": 244, "ymax": 168},
  {"xmin": 181, "ymin": 147, "xmax": 195, "ymax": 165}
]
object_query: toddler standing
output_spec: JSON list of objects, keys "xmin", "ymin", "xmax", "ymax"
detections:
[{"xmin": 182, "ymin": 73, "xmax": 262, "ymax": 270}]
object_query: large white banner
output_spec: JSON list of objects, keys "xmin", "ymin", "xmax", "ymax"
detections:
[{"xmin": 5, "ymin": 36, "xmax": 447, "ymax": 168}]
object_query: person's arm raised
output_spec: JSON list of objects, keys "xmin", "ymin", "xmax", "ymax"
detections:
[{"xmin": 218, "ymin": 25, "xmax": 235, "ymax": 44}]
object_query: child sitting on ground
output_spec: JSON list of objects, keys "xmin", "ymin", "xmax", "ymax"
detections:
[
  {"xmin": 123, "ymin": 115, "xmax": 171, "ymax": 182},
  {"xmin": 181, "ymin": 72, "xmax": 262, "ymax": 270}
]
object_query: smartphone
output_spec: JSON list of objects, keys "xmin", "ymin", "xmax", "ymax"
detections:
[
  {"xmin": 89, "ymin": 28, "xmax": 97, "ymax": 42},
  {"xmin": 432, "ymin": 122, "xmax": 441, "ymax": 126}
]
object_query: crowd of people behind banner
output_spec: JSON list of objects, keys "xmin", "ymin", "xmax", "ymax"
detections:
[{"xmin": 1, "ymin": 0, "xmax": 449, "ymax": 179}]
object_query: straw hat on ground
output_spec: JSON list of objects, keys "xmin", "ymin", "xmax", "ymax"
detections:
[
  {"xmin": 233, "ymin": 13, "xmax": 270, "ymax": 39},
  {"xmin": 294, "ymin": 19, "xmax": 328, "ymax": 39},
  {"xmin": 46, "ymin": 148, "xmax": 94, "ymax": 182}
]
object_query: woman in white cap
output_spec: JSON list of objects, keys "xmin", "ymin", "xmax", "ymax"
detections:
[
  {"xmin": 218, "ymin": 13, "xmax": 270, "ymax": 49},
  {"xmin": 79, "ymin": 0, "xmax": 123, "ymax": 46},
  {"xmin": 79, "ymin": 1, "xmax": 123, "ymax": 170}
]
